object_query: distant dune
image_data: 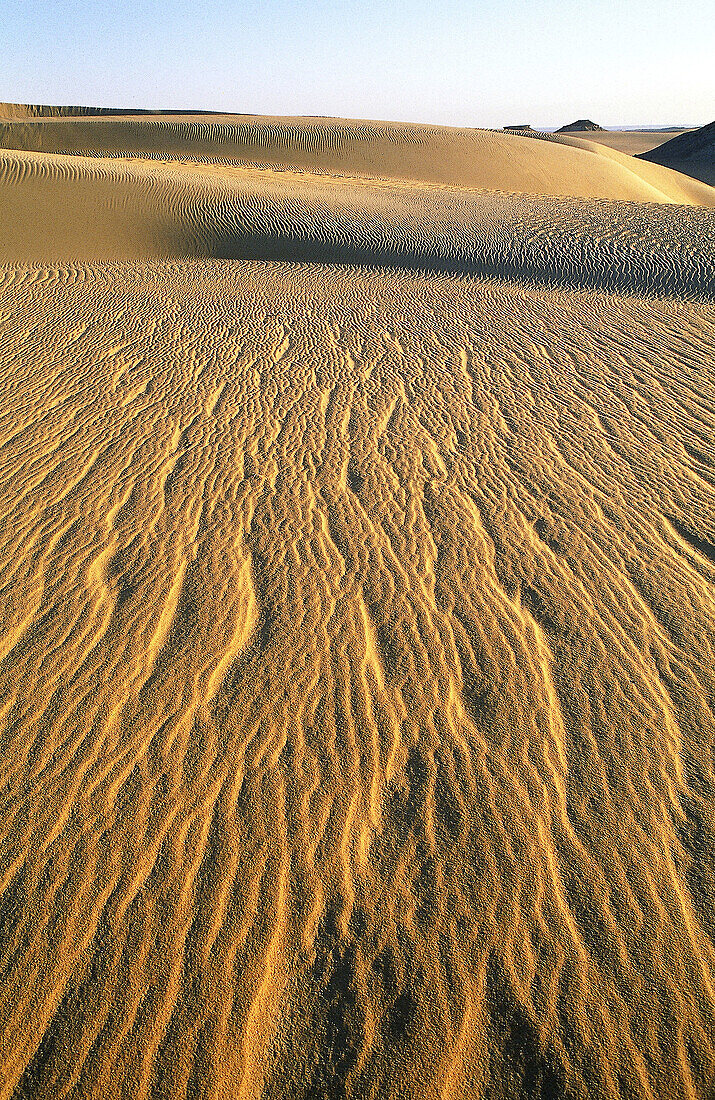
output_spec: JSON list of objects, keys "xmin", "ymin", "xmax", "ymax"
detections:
[
  {"xmin": 639, "ymin": 120, "xmax": 715, "ymax": 187},
  {"xmin": 563, "ymin": 129, "xmax": 693, "ymax": 156},
  {"xmin": 1, "ymin": 106, "xmax": 715, "ymax": 1100},
  {"xmin": 1, "ymin": 112, "xmax": 713, "ymax": 204},
  {"xmin": 640, "ymin": 121, "xmax": 715, "ymax": 161},
  {"xmin": 0, "ymin": 102, "xmax": 227, "ymax": 119}
]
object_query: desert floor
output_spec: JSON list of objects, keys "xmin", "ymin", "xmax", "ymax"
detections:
[{"xmin": 1, "ymin": 109, "xmax": 715, "ymax": 1100}]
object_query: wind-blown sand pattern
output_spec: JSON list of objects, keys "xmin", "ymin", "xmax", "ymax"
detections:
[{"xmin": 1, "ymin": 109, "xmax": 715, "ymax": 1100}]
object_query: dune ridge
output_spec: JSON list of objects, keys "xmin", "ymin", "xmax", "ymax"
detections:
[
  {"xmin": 639, "ymin": 122, "xmax": 715, "ymax": 188},
  {"xmin": 2, "ymin": 112, "xmax": 714, "ymax": 205},
  {"xmin": 0, "ymin": 103, "xmax": 230, "ymax": 119},
  {"xmin": 1, "ymin": 108, "xmax": 715, "ymax": 1099},
  {"xmin": 1, "ymin": 149, "xmax": 714, "ymax": 298}
]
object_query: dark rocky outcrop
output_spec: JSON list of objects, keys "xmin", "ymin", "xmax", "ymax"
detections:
[{"xmin": 557, "ymin": 120, "xmax": 605, "ymax": 132}]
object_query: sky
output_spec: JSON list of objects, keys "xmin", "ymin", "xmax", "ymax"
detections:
[{"xmin": 2, "ymin": 0, "xmax": 714, "ymax": 129}]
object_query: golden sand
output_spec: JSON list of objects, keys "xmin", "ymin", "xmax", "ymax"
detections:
[
  {"xmin": 1, "ymin": 108, "xmax": 715, "ymax": 1099},
  {"xmin": 555, "ymin": 130, "xmax": 693, "ymax": 156}
]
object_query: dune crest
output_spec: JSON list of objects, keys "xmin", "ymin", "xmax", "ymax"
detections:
[
  {"xmin": 639, "ymin": 121, "xmax": 715, "ymax": 187},
  {"xmin": 1, "ymin": 149, "xmax": 714, "ymax": 298},
  {"xmin": 1, "ymin": 109, "xmax": 714, "ymax": 204}
]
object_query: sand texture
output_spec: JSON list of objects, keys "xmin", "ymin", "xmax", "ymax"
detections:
[{"xmin": 1, "ymin": 109, "xmax": 715, "ymax": 1100}]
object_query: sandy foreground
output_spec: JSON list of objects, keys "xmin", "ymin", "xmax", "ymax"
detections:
[{"xmin": 1, "ymin": 110, "xmax": 715, "ymax": 1099}]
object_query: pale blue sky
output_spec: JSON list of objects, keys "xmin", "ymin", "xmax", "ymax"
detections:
[{"xmin": 2, "ymin": 0, "xmax": 713, "ymax": 128}]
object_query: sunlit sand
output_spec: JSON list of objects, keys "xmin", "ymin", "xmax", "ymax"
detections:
[{"xmin": 1, "ymin": 105, "xmax": 715, "ymax": 1099}]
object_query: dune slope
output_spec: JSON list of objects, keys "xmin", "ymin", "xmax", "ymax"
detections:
[
  {"xmin": 1, "ymin": 150, "xmax": 714, "ymax": 298},
  {"xmin": 2, "ymin": 261, "xmax": 715, "ymax": 1099},
  {"xmin": 558, "ymin": 130, "xmax": 693, "ymax": 156},
  {"xmin": 1, "ymin": 111, "xmax": 714, "ymax": 204},
  {"xmin": 640, "ymin": 121, "xmax": 715, "ymax": 188},
  {"xmin": 1, "ymin": 110, "xmax": 715, "ymax": 1100}
]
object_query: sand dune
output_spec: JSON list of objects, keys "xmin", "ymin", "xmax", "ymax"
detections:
[
  {"xmin": 555, "ymin": 130, "xmax": 693, "ymax": 156},
  {"xmin": 640, "ymin": 121, "xmax": 715, "ymax": 188},
  {"xmin": 2, "ymin": 109, "xmax": 715, "ymax": 1100},
  {"xmin": 1, "ymin": 149, "xmax": 714, "ymax": 298},
  {"xmin": 0, "ymin": 103, "xmax": 228, "ymax": 119},
  {"xmin": 643, "ymin": 121, "xmax": 715, "ymax": 163},
  {"xmin": 2, "ymin": 111, "xmax": 714, "ymax": 205}
]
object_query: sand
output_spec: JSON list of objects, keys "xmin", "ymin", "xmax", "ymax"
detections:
[
  {"xmin": 639, "ymin": 123, "xmax": 715, "ymax": 189},
  {"xmin": 557, "ymin": 129, "xmax": 693, "ymax": 156},
  {"xmin": 1, "ymin": 108, "xmax": 715, "ymax": 1100}
]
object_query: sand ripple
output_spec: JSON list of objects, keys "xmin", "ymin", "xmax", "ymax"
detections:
[
  {"xmin": 1, "ymin": 150, "xmax": 714, "ymax": 298},
  {"xmin": 1, "ymin": 261, "xmax": 715, "ymax": 1097}
]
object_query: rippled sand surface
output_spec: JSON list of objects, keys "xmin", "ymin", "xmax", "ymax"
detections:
[{"xmin": 2, "ymin": 111, "xmax": 715, "ymax": 1100}]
